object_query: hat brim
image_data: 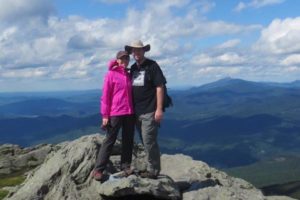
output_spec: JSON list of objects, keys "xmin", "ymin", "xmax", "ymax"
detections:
[{"xmin": 125, "ymin": 44, "xmax": 150, "ymax": 54}]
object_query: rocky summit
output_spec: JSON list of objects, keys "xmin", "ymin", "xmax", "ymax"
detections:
[
  {"xmin": 2, "ymin": 134, "xmax": 296, "ymax": 200},
  {"xmin": 0, "ymin": 143, "xmax": 54, "ymax": 176}
]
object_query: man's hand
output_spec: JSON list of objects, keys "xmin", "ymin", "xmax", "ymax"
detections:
[{"xmin": 155, "ymin": 109, "xmax": 163, "ymax": 123}]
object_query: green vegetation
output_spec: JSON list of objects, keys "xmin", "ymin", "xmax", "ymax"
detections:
[
  {"xmin": 225, "ymin": 156, "xmax": 300, "ymax": 199},
  {"xmin": 0, "ymin": 189, "xmax": 9, "ymax": 200},
  {"xmin": 261, "ymin": 181, "xmax": 300, "ymax": 200},
  {"xmin": 28, "ymin": 156, "xmax": 38, "ymax": 162},
  {"xmin": 0, "ymin": 174, "xmax": 26, "ymax": 200},
  {"xmin": 0, "ymin": 148, "xmax": 13, "ymax": 155},
  {"xmin": 0, "ymin": 175, "xmax": 26, "ymax": 188},
  {"xmin": 225, "ymin": 156, "xmax": 300, "ymax": 188}
]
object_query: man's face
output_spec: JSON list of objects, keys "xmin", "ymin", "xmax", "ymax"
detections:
[{"xmin": 132, "ymin": 48, "xmax": 145, "ymax": 62}]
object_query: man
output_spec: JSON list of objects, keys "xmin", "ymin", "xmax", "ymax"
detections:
[{"xmin": 125, "ymin": 40, "xmax": 166, "ymax": 179}]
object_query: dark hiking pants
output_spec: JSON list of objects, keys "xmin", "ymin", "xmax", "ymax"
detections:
[{"xmin": 95, "ymin": 114, "xmax": 135, "ymax": 172}]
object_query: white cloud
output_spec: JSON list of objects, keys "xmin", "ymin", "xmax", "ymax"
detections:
[
  {"xmin": 234, "ymin": 2, "xmax": 247, "ymax": 12},
  {"xmin": 96, "ymin": 0, "xmax": 129, "ymax": 4},
  {"xmin": 18, "ymin": 3, "xmax": 257, "ymax": 41},
  {"xmin": 67, "ymin": 34, "xmax": 104, "ymax": 50},
  {"xmin": 281, "ymin": 54, "xmax": 300, "ymax": 66},
  {"xmin": 0, "ymin": 27, "xmax": 18, "ymax": 42},
  {"xmin": 196, "ymin": 0, "xmax": 216, "ymax": 14},
  {"xmin": 0, "ymin": 0, "xmax": 260, "ymax": 80},
  {"xmin": 196, "ymin": 66, "xmax": 241, "ymax": 76},
  {"xmin": 234, "ymin": 0, "xmax": 285, "ymax": 12},
  {"xmin": 250, "ymin": 0, "xmax": 285, "ymax": 8},
  {"xmin": 0, "ymin": 15, "xmax": 112, "ymax": 77},
  {"xmin": 192, "ymin": 52, "xmax": 246, "ymax": 66},
  {"xmin": 216, "ymin": 39, "xmax": 241, "ymax": 49},
  {"xmin": 0, "ymin": 0, "xmax": 54, "ymax": 24},
  {"xmin": 118, "ymin": 1, "xmax": 260, "ymax": 59},
  {"xmin": 218, "ymin": 53, "xmax": 245, "ymax": 64},
  {"xmin": 284, "ymin": 66, "xmax": 300, "ymax": 72},
  {"xmin": 1, "ymin": 0, "xmax": 292, "ymax": 91},
  {"xmin": 254, "ymin": 17, "xmax": 300, "ymax": 55},
  {"xmin": 192, "ymin": 54, "xmax": 213, "ymax": 66},
  {"xmin": 1, "ymin": 68, "xmax": 49, "ymax": 78}
]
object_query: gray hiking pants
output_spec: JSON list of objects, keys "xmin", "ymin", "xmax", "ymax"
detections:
[{"xmin": 136, "ymin": 112, "xmax": 161, "ymax": 175}]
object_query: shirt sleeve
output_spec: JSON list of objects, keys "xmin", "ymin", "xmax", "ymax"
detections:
[
  {"xmin": 152, "ymin": 61, "xmax": 167, "ymax": 87},
  {"xmin": 100, "ymin": 72, "xmax": 113, "ymax": 118}
]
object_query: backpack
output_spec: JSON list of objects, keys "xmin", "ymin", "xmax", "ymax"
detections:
[
  {"xmin": 144, "ymin": 63, "xmax": 173, "ymax": 112},
  {"xmin": 162, "ymin": 84, "xmax": 173, "ymax": 112}
]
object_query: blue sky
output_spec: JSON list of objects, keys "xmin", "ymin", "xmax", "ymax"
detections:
[{"xmin": 1, "ymin": 0, "xmax": 300, "ymax": 92}]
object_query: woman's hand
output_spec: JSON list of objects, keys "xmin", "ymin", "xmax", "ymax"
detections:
[{"xmin": 102, "ymin": 118, "xmax": 109, "ymax": 126}]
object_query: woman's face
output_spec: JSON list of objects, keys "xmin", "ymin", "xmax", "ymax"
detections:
[{"xmin": 117, "ymin": 55, "xmax": 130, "ymax": 67}]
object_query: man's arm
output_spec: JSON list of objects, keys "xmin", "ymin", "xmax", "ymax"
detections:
[{"xmin": 155, "ymin": 85, "xmax": 164, "ymax": 123}]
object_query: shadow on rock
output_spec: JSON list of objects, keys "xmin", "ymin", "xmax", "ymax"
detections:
[{"xmin": 102, "ymin": 194, "xmax": 179, "ymax": 200}]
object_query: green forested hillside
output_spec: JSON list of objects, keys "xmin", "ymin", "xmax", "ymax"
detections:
[
  {"xmin": 225, "ymin": 156, "xmax": 300, "ymax": 199},
  {"xmin": 262, "ymin": 181, "xmax": 300, "ymax": 199},
  {"xmin": 225, "ymin": 156, "xmax": 300, "ymax": 187}
]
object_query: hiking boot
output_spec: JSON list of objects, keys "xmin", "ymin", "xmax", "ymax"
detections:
[
  {"xmin": 139, "ymin": 171, "xmax": 157, "ymax": 179},
  {"xmin": 91, "ymin": 169, "xmax": 103, "ymax": 181}
]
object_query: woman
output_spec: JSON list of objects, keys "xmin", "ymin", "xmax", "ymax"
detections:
[{"xmin": 91, "ymin": 51, "xmax": 135, "ymax": 181}]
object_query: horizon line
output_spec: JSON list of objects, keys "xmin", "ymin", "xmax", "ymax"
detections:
[{"xmin": 1, "ymin": 77, "xmax": 299, "ymax": 94}]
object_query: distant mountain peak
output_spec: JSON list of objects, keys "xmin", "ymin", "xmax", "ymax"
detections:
[
  {"xmin": 218, "ymin": 76, "xmax": 232, "ymax": 81},
  {"xmin": 192, "ymin": 77, "xmax": 262, "ymax": 93}
]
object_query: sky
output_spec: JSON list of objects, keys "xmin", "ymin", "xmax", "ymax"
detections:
[{"xmin": 1, "ymin": 0, "xmax": 300, "ymax": 92}]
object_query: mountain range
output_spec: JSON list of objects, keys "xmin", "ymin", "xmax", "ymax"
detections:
[
  {"xmin": 1, "ymin": 78, "xmax": 300, "ymax": 167},
  {"xmin": 1, "ymin": 78, "xmax": 300, "ymax": 198}
]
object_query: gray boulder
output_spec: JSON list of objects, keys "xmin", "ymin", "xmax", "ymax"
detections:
[
  {"xmin": 99, "ymin": 174, "xmax": 180, "ymax": 200},
  {"xmin": 161, "ymin": 154, "xmax": 296, "ymax": 200},
  {"xmin": 7, "ymin": 134, "xmax": 181, "ymax": 200},
  {"xmin": 266, "ymin": 196, "xmax": 296, "ymax": 200},
  {"xmin": 5, "ymin": 134, "xmax": 296, "ymax": 200},
  {"xmin": 0, "ymin": 143, "xmax": 54, "ymax": 175},
  {"xmin": 7, "ymin": 134, "xmax": 104, "ymax": 200}
]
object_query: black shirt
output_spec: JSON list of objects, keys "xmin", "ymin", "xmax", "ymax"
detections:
[{"xmin": 130, "ymin": 58, "xmax": 166, "ymax": 116}]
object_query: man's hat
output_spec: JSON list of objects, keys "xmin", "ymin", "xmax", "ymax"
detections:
[{"xmin": 125, "ymin": 40, "xmax": 150, "ymax": 54}]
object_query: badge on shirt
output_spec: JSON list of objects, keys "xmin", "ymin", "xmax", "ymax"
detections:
[{"xmin": 132, "ymin": 71, "xmax": 145, "ymax": 86}]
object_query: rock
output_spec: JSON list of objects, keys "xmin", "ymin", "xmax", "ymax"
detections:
[
  {"xmin": 7, "ymin": 134, "xmax": 181, "ymax": 200},
  {"xmin": 160, "ymin": 154, "xmax": 295, "ymax": 200},
  {"xmin": 266, "ymin": 196, "xmax": 297, "ymax": 200},
  {"xmin": 99, "ymin": 174, "xmax": 180, "ymax": 200},
  {"xmin": 0, "ymin": 143, "xmax": 54, "ymax": 175},
  {"xmin": 8, "ymin": 134, "xmax": 107, "ymax": 200},
  {"xmin": 5, "ymin": 134, "xmax": 297, "ymax": 200}
]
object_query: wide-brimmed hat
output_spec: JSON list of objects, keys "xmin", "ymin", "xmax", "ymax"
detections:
[
  {"xmin": 116, "ymin": 50, "xmax": 129, "ymax": 59},
  {"xmin": 125, "ymin": 40, "xmax": 150, "ymax": 53}
]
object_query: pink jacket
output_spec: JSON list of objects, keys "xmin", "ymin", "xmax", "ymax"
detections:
[{"xmin": 100, "ymin": 59, "xmax": 134, "ymax": 118}]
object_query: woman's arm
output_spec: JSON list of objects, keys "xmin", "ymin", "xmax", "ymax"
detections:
[{"xmin": 100, "ymin": 73, "xmax": 113, "ymax": 125}]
